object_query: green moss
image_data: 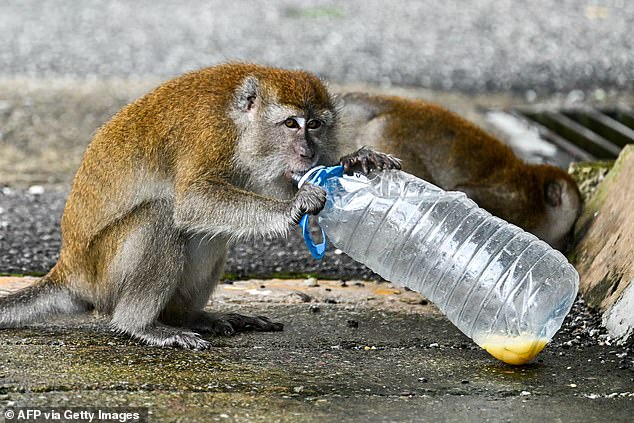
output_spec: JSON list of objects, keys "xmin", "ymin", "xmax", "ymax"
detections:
[
  {"xmin": 573, "ymin": 146, "xmax": 634, "ymax": 242},
  {"xmin": 568, "ymin": 160, "xmax": 614, "ymax": 203}
]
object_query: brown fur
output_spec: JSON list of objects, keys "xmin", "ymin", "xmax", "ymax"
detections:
[
  {"xmin": 1, "ymin": 65, "xmax": 401, "ymax": 348},
  {"xmin": 1, "ymin": 64, "xmax": 345, "ymax": 347},
  {"xmin": 340, "ymin": 93, "xmax": 582, "ymax": 248},
  {"xmin": 58, "ymin": 64, "xmax": 334, "ymax": 275}
]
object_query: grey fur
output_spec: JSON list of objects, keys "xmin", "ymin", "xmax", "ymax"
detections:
[
  {"xmin": 234, "ymin": 76, "xmax": 260, "ymax": 112},
  {"xmin": 0, "ymin": 72, "xmax": 400, "ymax": 349},
  {"xmin": 0, "ymin": 277, "xmax": 89, "ymax": 328}
]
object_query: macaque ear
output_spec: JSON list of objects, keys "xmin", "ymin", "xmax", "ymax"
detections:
[
  {"xmin": 544, "ymin": 180, "xmax": 563, "ymax": 207},
  {"xmin": 234, "ymin": 76, "xmax": 260, "ymax": 119}
]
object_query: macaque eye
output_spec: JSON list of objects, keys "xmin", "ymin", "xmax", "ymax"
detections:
[
  {"xmin": 307, "ymin": 119, "xmax": 322, "ymax": 130},
  {"xmin": 284, "ymin": 118, "xmax": 300, "ymax": 128}
]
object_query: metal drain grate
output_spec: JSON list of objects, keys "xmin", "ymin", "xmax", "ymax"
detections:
[{"xmin": 510, "ymin": 108, "xmax": 634, "ymax": 164}]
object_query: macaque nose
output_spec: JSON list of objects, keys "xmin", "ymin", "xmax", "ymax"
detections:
[{"xmin": 295, "ymin": 139, "xmax": 315, "ymax": 160}]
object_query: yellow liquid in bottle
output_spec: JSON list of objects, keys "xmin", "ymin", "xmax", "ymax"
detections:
[{"xmin": 480, "ymin": 335, "xmax": 548, "ymax": 365}]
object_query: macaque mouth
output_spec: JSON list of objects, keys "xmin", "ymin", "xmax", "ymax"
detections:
[{"xmin": 285, "ymin": 169, "xmax": 310, "ymax": 186}]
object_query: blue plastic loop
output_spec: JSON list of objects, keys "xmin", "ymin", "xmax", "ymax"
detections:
[{"xmin": 298, "ymin": 165, "xmax": 345, "ymax": 259}]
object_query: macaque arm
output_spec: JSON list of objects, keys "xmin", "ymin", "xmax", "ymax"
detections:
[{"xmin": 173, "ymin": 177, "xmax": 293, "ymax": 240}]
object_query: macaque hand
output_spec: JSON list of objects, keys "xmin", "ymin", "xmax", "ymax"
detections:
[
  {"xmin": 340, "ymin": 146, "xmax": 402, "ymax": 175},
  {"xmin": 290, "ymin": 184, "xmax": 327, "ymax": 224}
]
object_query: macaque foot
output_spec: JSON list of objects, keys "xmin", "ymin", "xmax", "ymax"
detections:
[
  {"xmin": 118, "ymin": 323, "xmax": 211, "ymax": 349},
  {"xmin": 340, "ymin": 146, "xmax": 401, "ymax": 175},
  {"xmin": 186, "ymin": 311, "xmax": 284, "ymax": 336}
]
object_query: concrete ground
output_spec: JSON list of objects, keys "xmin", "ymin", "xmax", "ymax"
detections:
[{"xmin": 1, "ymin": 277, "xmax": 633, "ymax": 422}]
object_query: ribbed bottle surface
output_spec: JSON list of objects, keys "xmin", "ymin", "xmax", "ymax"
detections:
[{"xmin": 318, "ymin": 170, "xmax": 579, "ymax": 363}]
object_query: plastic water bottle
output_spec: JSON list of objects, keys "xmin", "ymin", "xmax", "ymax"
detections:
[{"xmin": 299, "ymin": 166, "xmax": 579, "ymax": 365}]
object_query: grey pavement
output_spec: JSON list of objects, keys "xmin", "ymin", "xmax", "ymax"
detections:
[
  {"xmin": 0, "ymin": 0, "xmax": 633, "ymax": 93},
  {"xmin": 0, "ymin": 278, "xmax": 632, "ymax": 422}
]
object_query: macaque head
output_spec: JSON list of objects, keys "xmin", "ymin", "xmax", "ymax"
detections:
[
  {"xmin": 532, "ymin": 166, "xmax": 583, "ymax": 250},
  {"xmin": 231, "ymin": 68, "xmax": 338, "ymax": 197}
]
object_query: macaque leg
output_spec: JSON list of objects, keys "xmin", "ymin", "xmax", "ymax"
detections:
[
  {"xmin": 159, "ymin": 234, "xmax": 283, "ymax": 336},
  {"xmin": 106, "ymin": 201, "xmax": 210, "ymax": 349}
]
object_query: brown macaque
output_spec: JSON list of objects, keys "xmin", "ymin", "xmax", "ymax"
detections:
[
  {"xmin": 339, "ymin": 92, "xmax": 582, "ymax": 249},
  {"xmin": 0, "ymin": 64, "xmax": 398, "ymax": 348}
]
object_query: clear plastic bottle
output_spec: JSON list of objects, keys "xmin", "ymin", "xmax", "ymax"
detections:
[{"xmin": 299, "ymin": 166, "xmax": 579, "ymax": 365}]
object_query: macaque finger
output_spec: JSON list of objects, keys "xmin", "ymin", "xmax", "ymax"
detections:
[{"xmin": 361, "ymin": 159, "xmax": 370, "ymax": 175}]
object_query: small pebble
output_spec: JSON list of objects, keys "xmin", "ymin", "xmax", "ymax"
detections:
[
  {"xmin": 28, "ymin": 185, "xmax": 45, "ymax": 195},
  {"xmin": 304, "ymin": 277, "xmax": 319, "ymax": 287},
  {"xmin": 346, "ymin": 319, "xmax": 359, "ymax": 328},
  {"xmin": 309, "ymin": 304, "xmax": 321, "ymax": 313},
  {"xmin": 288, "ymin": 291, "xmax": 312, "ymax": 303}
]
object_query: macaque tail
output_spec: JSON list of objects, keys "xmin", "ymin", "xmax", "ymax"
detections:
[{"xmin": 0, "ymin": 276, "xmax": 89, "ymax": 327}]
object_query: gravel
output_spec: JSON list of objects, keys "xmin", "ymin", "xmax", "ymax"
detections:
[
  {"xmin": 0, "ymin": 187, "xmax": 64, "ymax": 275},
  {"xmin": 1, "ymin": 0, "xmax": 633, "ymax": 93},
  {"xmin": 0, "ymin": 187, "xmax": 379, "ymax": 280}
]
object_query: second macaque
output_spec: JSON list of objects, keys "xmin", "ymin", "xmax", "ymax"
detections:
[{"xmin": 339, "ymin": 93, "xmax": 582, "ymax": 249}]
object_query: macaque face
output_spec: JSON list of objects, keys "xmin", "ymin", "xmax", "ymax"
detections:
[
  {"xmin": 237, "ymin": 102, "xmax": 337, "ymax": 198},
  {"xmin": 266, "ymin": 104, "xmax": 337, "ymax": 183},
  {"xmin": 231, "ymin": 73, "xmax": 338, "ymax": 198}
]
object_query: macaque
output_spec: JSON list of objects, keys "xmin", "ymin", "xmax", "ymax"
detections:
[
  {"xmin": 339, "ymin": 92, "xmax": 582, "ymax": 249},
  {"xmin": 0, "ymin": 64, "xmax": 399, "ymax": 348}
]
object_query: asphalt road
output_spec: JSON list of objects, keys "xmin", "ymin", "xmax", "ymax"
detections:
[{"xmin": 0, "ymin": 0, "xmax": 633, "ymax": 93}]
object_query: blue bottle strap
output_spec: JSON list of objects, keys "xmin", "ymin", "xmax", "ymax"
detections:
[
  {"xmin": 298, "ymin": 165, "xmax": 344, "ymax": 259},
  {"xmin": 300, "ymin": 214, "xmax": 327, "ymax": 259}
]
